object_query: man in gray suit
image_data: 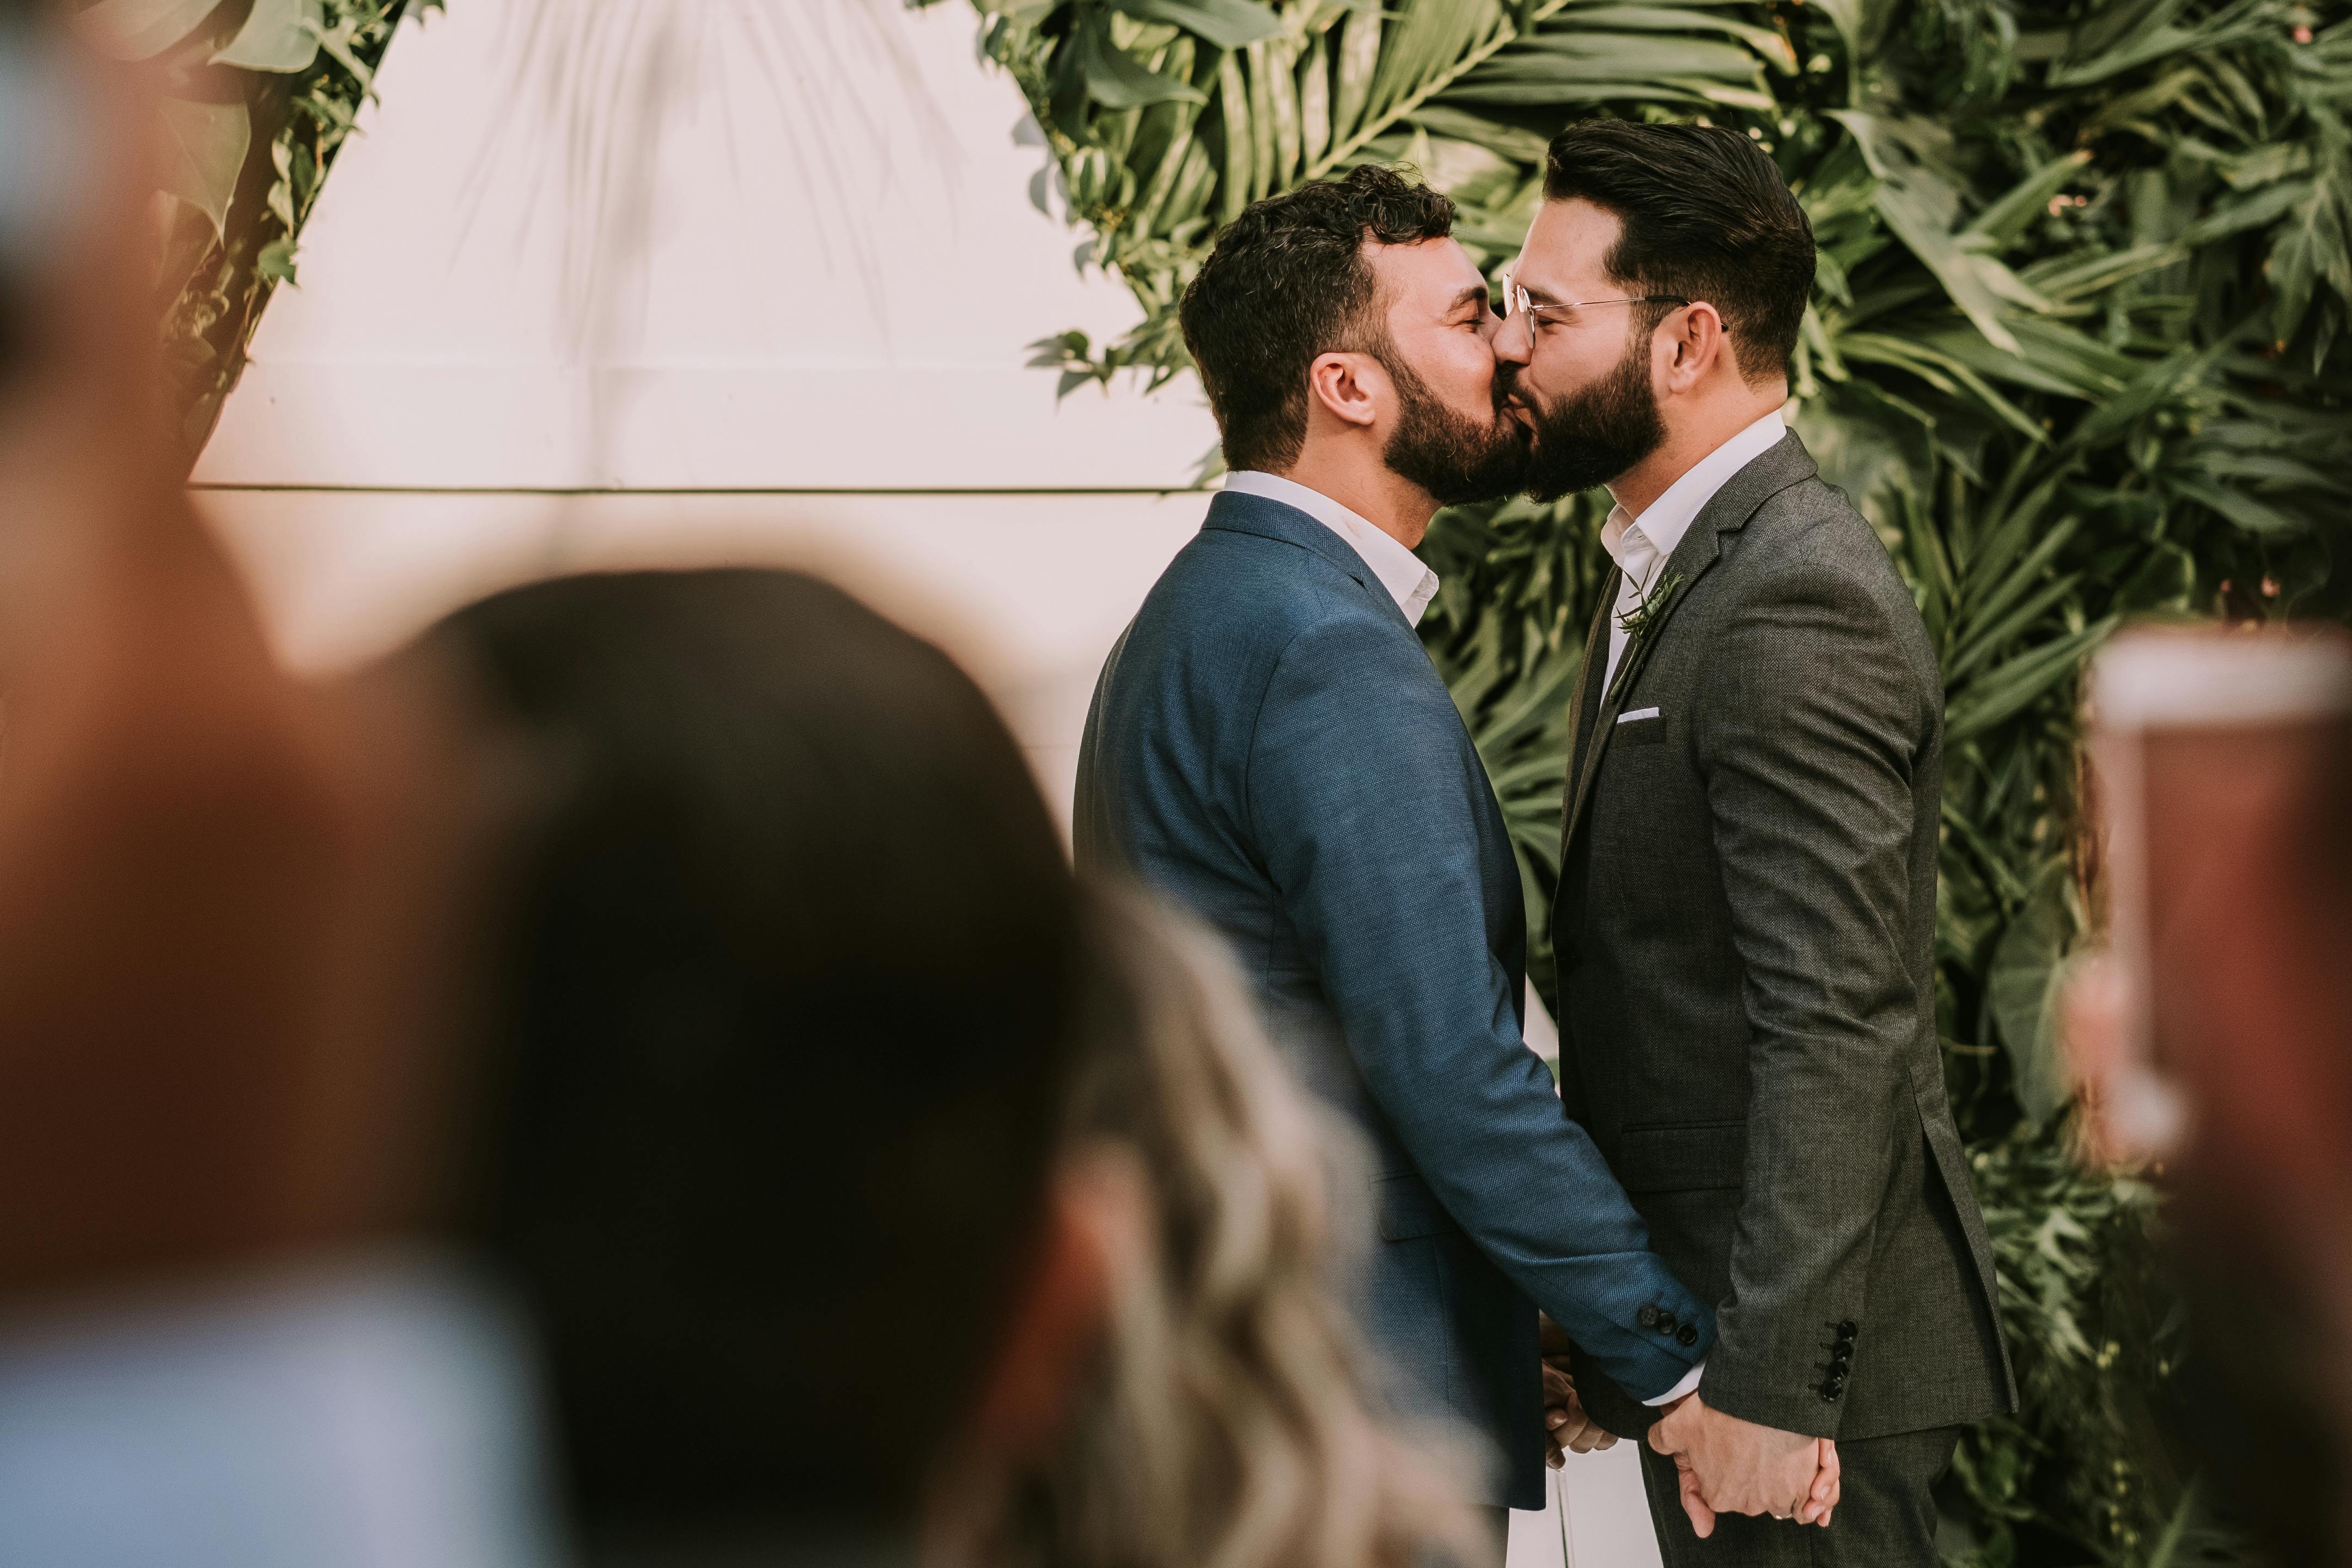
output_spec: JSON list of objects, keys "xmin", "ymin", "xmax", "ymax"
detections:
[
  {"xmin": 1498, "ymin": 122, "xmax": 2016, "ymax": 1563},
  {"xmin": 1076, "ymin": 166, "xmax": 1836, "ymax": 1557}
]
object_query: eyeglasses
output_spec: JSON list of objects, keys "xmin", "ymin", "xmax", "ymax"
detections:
[{"xmin": 1501, "ymin": 276, "xmax": 1690, "ymax": 330}]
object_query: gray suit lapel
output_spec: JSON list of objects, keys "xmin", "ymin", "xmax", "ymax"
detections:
[
  {"xmin": 1558, "ymin": 431, "xmax": 1821, "ymax": 858},
  {"xmin": 1560, "ymin": 572, "xmax": 1618, "ymax": 840}
]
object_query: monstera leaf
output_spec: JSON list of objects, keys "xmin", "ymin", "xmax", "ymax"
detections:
[{"xmin": 212, "ymin": 0, "xmax": 327, "ymax": 73}]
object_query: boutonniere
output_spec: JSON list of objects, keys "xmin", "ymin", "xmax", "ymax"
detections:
[{"xmin": 1607, "ymin": 568, "xmax": 1685, "ymax": 703}]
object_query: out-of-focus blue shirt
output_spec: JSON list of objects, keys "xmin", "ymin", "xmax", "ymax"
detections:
[{"xmin": 0, "ymin": 1252, "xmax": 563, "ymax": 1568}]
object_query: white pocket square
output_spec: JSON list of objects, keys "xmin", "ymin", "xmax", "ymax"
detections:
[{"xmin": 1617, "ymin": 706, "xmax": 1662, "ymax": 724}]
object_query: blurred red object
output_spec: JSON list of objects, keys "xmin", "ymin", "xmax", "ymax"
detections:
[
  {"xmin": 2076, "ymin": 625, "xmax": 2352, "ymax": 1561},
  {"xmin": 2083, "ymin": 627, "xmax": 2352, "ymax": 1198}
]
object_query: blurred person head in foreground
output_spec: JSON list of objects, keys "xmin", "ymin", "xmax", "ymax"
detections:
[
  {"xmin": 985, "ymin": 887, "xmax": 1488, "ymax": 1568},
  {"xmin": 2069, "ymin": 627, "xmax": 2352, "ymax": 1563},
  {"xmin": 422, "ymin": 568, "xmax": 1123, "ymax": 1566},
  {"xmin": 0, "ymin": 11, "xmax": 546, "ymax": 1564},
  {"xmin": 0, "ymin": 0, "xmax": 477, "ymax": 1339}
]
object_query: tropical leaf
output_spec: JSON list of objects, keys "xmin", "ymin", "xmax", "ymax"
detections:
[
  {"xmin": 211, "ymin": 0, "xmax": 325, "ymax": 73},
  {"xmin": 157, "ymin": 96, "xmax": 249, "ymax": 244},
  {"xmin": 1108, "ymin": 0, "xmax": 1277, "ymax": 50},
  {"xmin": 1071, "ymin": 14, "xmax": 1204, "ymax": 108},
  {"xmin": 1987, "ymin": 863, "xmax": 2078, "ymax": 1122},
  {"xmin": 78, "ymin": 0, "xmax": 225, "ymax": 60}
]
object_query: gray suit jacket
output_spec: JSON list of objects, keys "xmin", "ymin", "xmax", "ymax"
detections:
[
  {"xmin": 1545, "ymin": 431, "xmax": 2018, "ymax": 1442},
  {"xmin": 1077, "ymin": 490, "xmax": 1715, "ymax": 1508}
]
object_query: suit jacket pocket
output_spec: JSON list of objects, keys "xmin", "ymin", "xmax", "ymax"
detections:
[
  {"xmin": 1613, "ymin": 711, "xmax": 1668, "ymax": 748},
  {"xmin": 1376, "ymin": 1172, "xmax": 1464, "ymax": 1241},
  {"xmin": 1617, "ymin": 1122, "xmax": 1746, "ymax": 1194}
]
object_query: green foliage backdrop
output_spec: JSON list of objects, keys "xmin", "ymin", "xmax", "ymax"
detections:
[
  {"xmin": 969, "ymin": 0, "xmax": 2352, "ymax": 1560},
  {"xmin": 80, "ymin": 0, "xmax": 435, "ymax": 460}
]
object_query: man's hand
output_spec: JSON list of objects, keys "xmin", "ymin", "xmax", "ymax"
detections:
[
  {"xmin": 1542, "ymin": 1356, "xmax": 1616, "ymax": 1466},
  {"xmin": 1647, "ymin": 1394, "xmax": 1837, "ymax": 1536}
]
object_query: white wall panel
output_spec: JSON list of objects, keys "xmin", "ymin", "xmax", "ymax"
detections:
[
  {"xmin": 199, "ymin": 487, "xmax": 1211, "ymax": 826},
  {"xmin": 193, "ymin": 0, "xmax": 1217, "ymax": 491}
]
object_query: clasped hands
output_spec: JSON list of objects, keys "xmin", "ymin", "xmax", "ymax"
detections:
[{"xmin": 1544, "ymin": 1356, "xmax": 1838, "ymax": 1537}]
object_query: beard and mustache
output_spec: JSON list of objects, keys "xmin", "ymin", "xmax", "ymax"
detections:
[
  {"xmin": 1501, "ymin": 330, "xmax": 1667, "ymax": 504},
  {"xmin": 1375, "ymin": 347, "xmax": 1534, "ymax": 507},
  {"xmin": 1372, "ymin": 326, "xmax": 1666, "ymax": 508}
]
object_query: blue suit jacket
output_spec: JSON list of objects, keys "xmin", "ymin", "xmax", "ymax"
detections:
[{"xmin": 1074, "ymin": 490, "xmax": 1713, "ymax": 1506}]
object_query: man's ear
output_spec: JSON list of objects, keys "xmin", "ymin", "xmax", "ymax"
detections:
[
  {"xmin": 1661, "ymin": 302, "xmax": 1729, "ymax": 394},
  {"xmin": 1307, "ymin": 350, "xmax": 1388, "ymax": 431}
]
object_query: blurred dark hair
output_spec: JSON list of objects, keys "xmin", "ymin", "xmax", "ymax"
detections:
[
  {"xmin": 436, "ymin": 569, "xmax": 1088, "ymax": 1541},
  {"xmin": 1543, "ymin": 121, "xmax": 1815, "ymax": 383},
  {"xmin": 1178, "ymin": 164, "xmax": 1456, "ymax": 473}
]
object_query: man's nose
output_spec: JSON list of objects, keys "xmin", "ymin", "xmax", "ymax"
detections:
[{"xmin": 1490, "ymin": 309, "xmax": 1531, "ymax": 365}]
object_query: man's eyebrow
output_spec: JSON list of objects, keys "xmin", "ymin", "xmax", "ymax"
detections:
[
  {"xmin": 1444, "ymin": 284, "xmax": 1489, "ymax": 314},
  {"xmin": 1516, "ymin": 279, "xmax": 1565, "ymax": 306}
]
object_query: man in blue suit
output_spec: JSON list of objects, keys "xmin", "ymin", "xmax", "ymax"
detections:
[{"xmin": 1075, "ymin": 168, "xmax": 1834, "ymax": 1552}]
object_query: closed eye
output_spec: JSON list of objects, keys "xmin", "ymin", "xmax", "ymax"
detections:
[{"xmin": 1446, "ymin": 285, "xmax": 1491, "ymax": 332}]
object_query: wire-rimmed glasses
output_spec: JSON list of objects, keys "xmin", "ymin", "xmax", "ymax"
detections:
[{"xmin": 1501, "ymin": 276, "xmax": 1690, "ymax": 330}]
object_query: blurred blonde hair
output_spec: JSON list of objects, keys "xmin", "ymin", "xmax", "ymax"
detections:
[{"xmin": 991, "ymin": 884, "xmax": 1488, "ymax": 1568}]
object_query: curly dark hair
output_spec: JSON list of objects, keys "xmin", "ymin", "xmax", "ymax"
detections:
[
  {"xmin": 1543, "ymin": 120, "xmax": 1815, "ymax": 384},
  {"xmin": 1178, "ymin": 165, "xmax": 1457, "ymax": 473}
]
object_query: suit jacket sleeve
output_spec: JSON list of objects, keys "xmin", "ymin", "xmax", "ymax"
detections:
[
  {"xmin": 1692, "ymin": 556, "xmax": 1931, "ymax": 1436},
  {"xmin": 1246, "ymin": 606, "xmax": 1712, "ymax": 1401}
]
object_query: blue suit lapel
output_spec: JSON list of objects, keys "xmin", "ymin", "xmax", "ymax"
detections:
[{"xmin": 1200, "ymin": 490, "xmax": 1416, "ymax": 634}]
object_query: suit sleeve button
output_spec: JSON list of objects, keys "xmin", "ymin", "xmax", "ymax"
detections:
[
  {"xmin": 1637, "ymin": 1305, "xmax": 1661, "ymax": 1329},
  {"xmin": 1836, "ymin": 1321, "xmax": 1857, "ymax": 1340},
  {"xmin": 1677, "ymin": 1323, "xmax": 1699, "ymax": 1347}
]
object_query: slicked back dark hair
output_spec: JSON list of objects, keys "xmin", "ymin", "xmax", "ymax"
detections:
[
  {"xmin": 1179, "ymin": 164, "xmax": 1457, "ymax": 473},
  {"xmin": 1543, "ymin": 120, "xmax": 1815, "ymax": 383}
]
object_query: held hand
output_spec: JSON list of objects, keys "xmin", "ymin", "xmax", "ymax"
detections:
[
  {"xmin": 1541, "ymin": 1356, "xmax": 1616, "ymax": 1466},
  {"xmin": 1646, "ymin": 1394, "xmax": 1838, "ymax": 1535}
]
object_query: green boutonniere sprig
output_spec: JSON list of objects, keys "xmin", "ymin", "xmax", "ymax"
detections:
[{"xmin": 1606, "ymin": 568, "xmax": 1685, "ymax": 704}]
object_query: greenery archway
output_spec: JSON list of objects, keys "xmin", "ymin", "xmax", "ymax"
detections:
[
  {"xmin": 86, "ymin": 0, "xmax": 435, "ymax": 461},
  {"xmin": 968, "ymin": 0, "xmax": 2351, "ymax": 1561}
]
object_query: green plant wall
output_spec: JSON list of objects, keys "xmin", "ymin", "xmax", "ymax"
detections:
[
  {"xmin": 78, "ymin": 0, "xmax": 436, "ymax": 460},
  {"xmin": 966, "ymin": 0, "xmax": 2352, "ymax": 1560}
]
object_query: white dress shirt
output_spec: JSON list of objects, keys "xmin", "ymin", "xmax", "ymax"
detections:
[
  {"xmin": 1599, "ymin": 410, "xmax": 1788, "ymax": 697},
  {"xmin": 1224, "ymin": 470, "xmax": 1442, "ymax": 624}
]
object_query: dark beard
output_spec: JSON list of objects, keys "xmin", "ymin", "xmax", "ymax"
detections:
[
  {"xmin": 1379, "ymin": 351, "xmax": 1533, "ymax": 507},
  {"xmin": 1515, "ymin": 333, "xmax": 1666, "ymax": 503}
]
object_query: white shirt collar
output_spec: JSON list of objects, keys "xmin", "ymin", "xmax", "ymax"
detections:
[
  {"xmin": 1223, "ymin": 470, "xmax": 1442, "ymax": 625},
  {"xmin": 1600, "ymin": 409, "xmax": 1788, "ymax": 589}
]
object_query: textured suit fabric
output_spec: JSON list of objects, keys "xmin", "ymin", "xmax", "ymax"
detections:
[
  {"xmin": 1076, "ymin": 490, "xmax": 1714, "ymax": 1509},
  {"xmin": 1638, "ymin": 1424, "xmax": 1962, "ymax": 1566},
  {"xmin": 1545, "ymin": 430, "xmax": 2015, "ymax": 1452}
]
